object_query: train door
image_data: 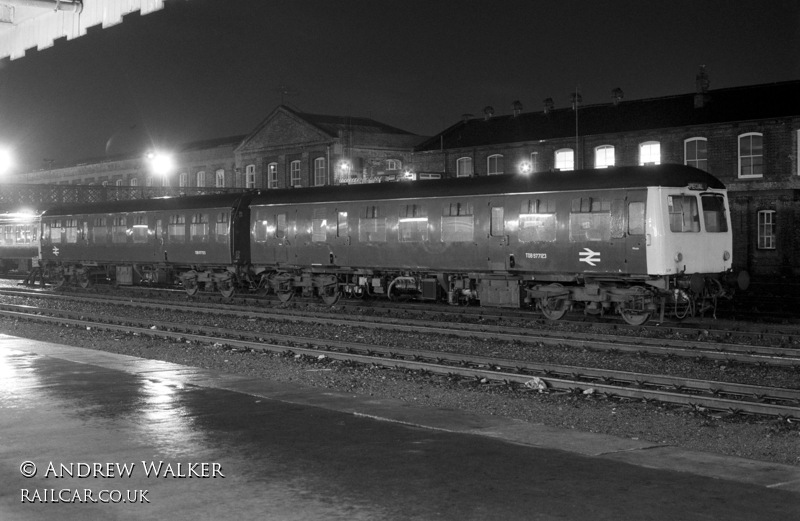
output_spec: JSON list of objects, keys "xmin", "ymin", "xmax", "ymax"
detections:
[
  {"xmin": 154, "ymin": 217, "xmax": 166, "ymax": 261},
  {"xmin": 624, "ymin": 190, "xmax": 648, "ymax": 273},
  {"xmin": 486, "ymin": 199, "xmax": 510, "ymax": 271}
]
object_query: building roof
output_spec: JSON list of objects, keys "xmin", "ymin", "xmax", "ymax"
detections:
[{"xmin": 415, "ymin": 80, "xmax": 800, "ymax": 152}]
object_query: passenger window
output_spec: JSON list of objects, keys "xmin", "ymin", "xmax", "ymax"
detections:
[
  {"xmin": 519, "ymin": 199, "xmax": 556, "ymax": 243},
  {"xmin": 112, "ymin": 216, "xmax": 128, "ymax": 244},
  {"xmin": 168, "ymin": 214, "xmax": 186, "ymax": 243},
  {"xmin": 359, "ymin": 206, "xmax": 386, "ymax": 242},
  {"xmin": 190, "ymin": 213, "xmax": 209, "ymax": 243},
  {"xmin": 399, "ymin": 204, "xmax": 428, "ymax": 242},
  {"xmin": 276, "ymin": 213, "xmax": 287, "ymax": 240},
  {"xmin": 441, "ymin": 202, "xmax": 474, "ymax": 242},
  {"xmin": 569, "ymin": 197, "xmax": 611, "ymax": 242},
  {"xmin": 628, "ymin": 202, "xmax": 646, "ymax": 235},
  {"xmin": 132, "ymin": 215, "xmax": 149, "ymax": 244},
  {"xmin": 701, "ymin": 194, "xmax": 728, "ymax": 233},
  {"xmin": 215, "ymin": 213, "xmax": 229, "ymax": 242},
  {"xmin": 668, "ymin": 196, "xmax": 700, "ymax": 232}
]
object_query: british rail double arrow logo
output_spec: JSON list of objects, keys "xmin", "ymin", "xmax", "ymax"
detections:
[{"xmin": 579, "ymin": 248, "xmax": 600, "ymax": 266}]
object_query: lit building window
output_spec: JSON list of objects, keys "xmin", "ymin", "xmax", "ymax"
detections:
[
  {"xmin": 179, "ymin": 172, "xmax": 188, "ymax": 187},
  {"xmin": 594, "ymin": 145, "xmax": 615, "ymax": 169},
  {"xmin": 267, "ymin": 162, "xmax": 278, "ymax": 189},
  {"xmin": 639, "ymin": 141, "xmax": 661, "ymax": 165},
  {"xmin": 196, "ymin": 171, "xmax": 206, "ymax": 187},
  {"xmin": 530, "ymin": 152, "xmax": 538, "ymax": 172},
  {"xmin": 115, "ymin": 179, "xmax": 123, "ymax": 187},
  {"xmin": 758, "ymin": 210, "xmax": 776, "ymax": 249},
  {"xmin": 739, "ymin": 133, "xmax": 763, "ymax": 178},
  {"xmin": 685, "ymin": 138, "xmax": 708, "ymax": 171},
  {"xmin": 456, "ymin": 157, "xmax": 473, "ymax": 177},
  {"xmin": 130, "ymin": 178, "xmax": 138, "ymax": 187},
  {"xmin": 555, "ymin": 149, "xmax": 574, "ymax": 171},
  {"xmin": 386, "ymin": 159, "xmax": 401, "ymax": 171},
  {"xmin": 314, "ymin": 157, "xmax": 326, "ymax": 186},
  {"xmin": 487, "ymin": 154, "xmax": 504, "ymax": 175},
  {"xmin": 215, "ymin": 169, "xmax": 225, "ymax": 188},
  {"xmin": 290, "ymin": 161, "xmax": 301, "ymax": 187},
  {"xmin": 245, "ymin": 164, "xmax": 256, "ymax": 189}
]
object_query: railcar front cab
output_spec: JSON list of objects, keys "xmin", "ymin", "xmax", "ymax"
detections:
[{"xmin": 644, "ymin": 181, "xmax": 749, "ymax": 321}]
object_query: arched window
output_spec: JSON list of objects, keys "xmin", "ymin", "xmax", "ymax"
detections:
[
  {"xmin": 639, "ymin": 141, "xmax": 661, "ymax": 165},
  {"xmin": 555, "ymin": 149, "xmax": 574, "ymax": 171},
  {"xmin": 130, "ymin": 178, "xmax": 138, "ymax": 187},
  {"xmin": 456, "ymin": 157, "xmax": 473, "ymax": 177},
  {"xmin": 267, "ymin": 162, "xmax": 278, "ymax": 189},
  {"xmin": 290, "ymin": 160, "xmax": 301, "ymax": 186},
  {"xmin": 314, "ymin": 157, "xmax": 326, "ymax": 186},
  {"xmin": 215, "ymin": 169, "xmax": 225, "ymax": 188},
  {"xmin": 684, "ymin": 138, "xmax": 708, "ymax": 171},
  {"xmin": 594, "ymin": 145, "xmax": 615, "ymax": 169},
  {"xmin": 196, "ymin": 171, "xmax": 206, "ymax": 187},
  {"xmin": 115, "ymin": 179, "xmax": 124, "ymax": 187},
  {"xmin": 179, "ymin": 172, "xmax": 188, "ymax": 187},
  {"xmin": 738, "ymin": 132, "xmax": 763, "ymax": 178},
  {"xmin": 245, "ymin": 164, "xmax": 256, "ymax": 188},
  {"xmin": 487, "ymin": 154, "xmax": 504, "ymax": 175}
]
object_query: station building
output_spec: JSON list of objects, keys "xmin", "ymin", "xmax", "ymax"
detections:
[{"xmin": 11, "ymin": 72, "xmax": 800, "ymax": 278}]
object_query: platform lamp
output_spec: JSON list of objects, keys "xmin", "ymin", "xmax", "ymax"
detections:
[{"xmin": 146, "ymin": 150, "xmax": 175, "ymax": 185}]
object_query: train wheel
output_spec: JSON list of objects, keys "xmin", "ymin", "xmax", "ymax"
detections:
[
  {"xmin": 320, "ymin": 285, "xmax": 341, "ymax": 306},
  {"xmin": 539, "ymin": 284, "xmax": 568, "ymax": 321},
  {"xmin": 183, "ymin": 271, "xmax": 199, "ymax": 297},
  {"xmin": 276, "ymin": 290, "xmax": 294, "ymax": 303},
  {"xmin": 620, "ymin": 309, "xmax": 651, "ymax": 326},
  {"xmin": 218, "ymin": 278, "xmax": 235, "ymax": 299},
  {"xmin": 53, "ymin": 274, "xmax": 67, "ymax": 289}
]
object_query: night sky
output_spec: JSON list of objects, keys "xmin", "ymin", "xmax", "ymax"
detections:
[{"xmin": 0, "ymin": 0, "xmax": 797, "ymax": 169}]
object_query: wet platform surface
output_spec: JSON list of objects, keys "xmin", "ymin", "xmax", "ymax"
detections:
[{"xmin": 1, "ymin": 334, "xmax": 798, "ymax": 520}]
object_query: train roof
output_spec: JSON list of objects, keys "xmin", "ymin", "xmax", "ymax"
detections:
[
  {"xmin": 40, "ymin": 192, "xmax": 251, "ymax": 217},
  {"xmin": 249, "ymin": 164, "xmax": 725, "ymax": 206}
]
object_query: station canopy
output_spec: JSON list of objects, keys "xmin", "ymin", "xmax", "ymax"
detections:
[{"xmin": 0, "ymin": 0, "xmax": 165, "ymax": 60}]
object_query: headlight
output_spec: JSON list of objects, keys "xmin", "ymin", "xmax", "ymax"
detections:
[
  {"xmin": 723, "ymin": 251, "xmax": 731, "ymax": 261},
  {"xmin": 674, "ymin": 252, "xmax": 683, "ymax": 262}
]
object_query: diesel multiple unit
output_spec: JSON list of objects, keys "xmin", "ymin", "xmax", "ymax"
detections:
[{"xmin": 38, "ymin": 164, "xmax": 748, "ymax": 325}]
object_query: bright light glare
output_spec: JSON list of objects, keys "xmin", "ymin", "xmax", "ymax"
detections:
[
  {"xmin": 518, "ymin": 161, "xmax": 532, "ymax": 175},
  {"xmin": 0, "ymin": 148, "xmax": 13, "ymax": 175},
  {"xmin": 148, "ymin": 152, "xmax": 174, "ymax": 176}
]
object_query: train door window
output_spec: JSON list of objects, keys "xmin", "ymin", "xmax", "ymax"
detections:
[
  {"xmin": 667, "ymin": 195, "xmax": 700, "ymax": 232},
  {"xmin": 132, "ymin": 215, "xmax": 149, "ymax": 243},
  {"xmin": 312, "ymin": 207, "xmax": 327, "ymax": 242},
  {"xmin": 168, "ymin": 214, "xmax": 186, "ymax": 243},
  {"xmin": 112, "ymin": 216, "xmax": 128, "ymax": 243},
  {"xmin": 490, "ymin": 206, "xmax": 505, "ymax": 237},
  {"xmin": 399, "ymin": 204, "xmax": 428, "ymax": 242},
  {"xmin": 50, "ymin": 220, "xmax": 63, "ymax": 244},
  {"xmin": 2, "ymin": 225, "xmax": 12, "ymax": 244},
  {"xmin": 441, "ymin": 202, "xmax": 474, "ymax": 242},
  {"xmin": 275, "ymin": 212, "xmax": 288, "ymax": 240},
  {"xmin": 359, "ymin": 206, "xmax": 386, "ymax": 242},
  {"xmin": 628, "ymin": 202, "xmax": 646, "ymax": 235},
  {"xmin": 64, "ymin": 219, "xmax": 76, "ymax": 244},
  {"xmin": 518, "ymin": 199, "xmax": 556, "ymax": 242},
  {"xmin": 569, "ymin": 197, "xmax": 611, "ymax": 241},
  {"xmin": 155, "ymin": 219, "xmax": 163, "ymax": 242},
  {"xmin": 92, "ymin": 217, "xmax": 108, "ymax": 244},
  {"xmin": 253, "ymin": 209, "xmax": 268, "ymax": 243},
  {"xmin": 337, "ymin": 211, "xmax": 348, "ymax": 238},
  {"xmin": 215, "ymin": 212, "xmax": 229, "ymax": 242},
  {"xmin": 700, "ymin": 194, "xmax": 728, "ymax": 233},
  {"xmin": 190, "ymin": 213, "xmax": 209, "ymax": 242}
]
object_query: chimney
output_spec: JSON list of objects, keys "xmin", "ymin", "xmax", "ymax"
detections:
[
  {"xmin": 543, "ymin": 98, "xmax": 554, "ymax": 114},
  {"xmin": 512, "ymin": 100, "xmax": 523, "ymax": 117},
  {"xmin": 694, "ymin": 65, "xmax": 710, "ymax": 108},
  {"xmin": 612, "ymin": 87, "xmax": 624, "ymax": 106},
  {"xmin": 483, "ymin": 106, "xmax": 495, "ymax": 120}
]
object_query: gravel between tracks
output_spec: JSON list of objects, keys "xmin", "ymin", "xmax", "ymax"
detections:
[{"xmin": 1, "ymin": 306, "xmax": 799, "ymax": 467}]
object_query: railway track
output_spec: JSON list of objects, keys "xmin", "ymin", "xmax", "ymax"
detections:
[
  {"xmin": 0, "ymin": 301, "xmax": 798, "ymax": 421},
  {"xmin": 1, "ymin": 288, "xmax": 799, "ymax": 368}
]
